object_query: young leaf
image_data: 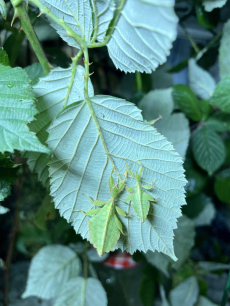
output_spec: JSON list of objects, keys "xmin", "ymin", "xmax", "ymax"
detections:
[
  {"xmin": 41, "ymin": 0, "xmax": 114, "ymax": 48},
  {"xmin": 0, "ymin": 47, "xmax": 9, "ymax": 66},
  {"xmin": 188, "ymin": 59, "xmax": 216, "ymax": 100},
  {"xmin": 107, "ymin": 0, "xmax": 178, "ymax": 73},
  {"xmin": 0, "ymin": 65, "xmax": 50, "ymax": 154},
  {"xmin": 22, "ymin": 245, "xmax": 81, "ymax": 299},
  {"xmin": 210, "ymin": 76, "xmax": 230, "ymax": 113},
  {"xmin": 219, "ymin": 19, "xmax": 230, "ymax": 79},
  {"xmin": 47, "ymin": 96, "xmax": 186, "ymax": 260},
  {"xmin": 173, "ymin": 85, "xmax": 203, "ymax": 122},
  {"xmin": 203, "ymin": 0, "xmax": 227, "ymax": 12},
  {"xmin": 214, "ymin": 169, "xmax": 230, "ymax": 204},
  {"xmin": 192, "ymin": 127, "xmax": 226, "ymax": 174},
  {"xmin": 54, "ymin": 277, "xmax": 107, "ymax": 306},
  {"xmin": 169, "ymin": 276, "xmax": 199, "ymax": 306},
  {"xmin": 23, "ymin": 65, "xmax": 94, "ymax": 187}
]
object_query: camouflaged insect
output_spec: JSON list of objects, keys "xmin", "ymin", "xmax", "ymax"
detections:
[
  {"xmin": 77, "ymin": 169, "xmax": 131, "ymax": 256},
  {"xmin": 126, "ymin": 162, "xmax": 157, "ymax": 223}
]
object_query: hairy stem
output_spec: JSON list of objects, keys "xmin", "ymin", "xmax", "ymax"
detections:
[
  {"xmin": 89, "ymin": 0, "xmax": 126, "ymax": 48},
  {"xmin": 29, "ymin": 0, "xmax": 87, "ymax": 49},
  {"xmin": 83, "ymin": 48, "xmax": 121, "ymax": 179},
  {"xmin": 63, "ymin": 50, "xmax": 83, "ymax": 109},
  {"xmin": 91, "ymin": 0, "xmax": 98, "ymax": 43},
  {"xmin": 11, "ymin": 2, "xmax": 50, "ymax": 74}
]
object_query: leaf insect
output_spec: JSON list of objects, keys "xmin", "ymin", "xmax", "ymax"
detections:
[
  {"xmin": 75, "ymin": 168, "xmax": 131, "ymax": 256},
  {"xmin": 125, "ymin": 162, "xmax": 158, "ymax": 223}
]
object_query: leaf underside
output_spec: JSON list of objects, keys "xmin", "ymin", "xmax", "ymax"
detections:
[
  {"xmin": 47, "ymin": 95, "xmax": 186, "ymax": 260},
  {"xmin": 24, "ymin": 65, "xmax": 94, "ymax": 187},
  {"xmin": 107, "ymin": 0, "xmax": 178, "ymax": 73},
  {"xmin": 0, "ymin": 65, "xmax": 50, "ymax": 154}
]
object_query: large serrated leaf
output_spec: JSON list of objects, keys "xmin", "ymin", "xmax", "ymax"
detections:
[
  {"xmin": 219, "ymin": 19, "xmax": 230, "ymax": 79},
  {"xmin": 0, "ymin": 65, "xmax": 50, "ymax": 154},
  {"xmin": 47, "ymin": 95, "xmax": 186, "ymax": 260},
  {"xmin": 41, "ymin": 0, "xmax": 114, "ymax": 47},
  {"xmin": 24, "ymin": 65, "xmax": 94, "ymax": 187},
  {"xmin": 188, "ymin": 59, "xmax": 216, "ymax": 100},
  {"xmin": 22, "ymin": 245, "xmax": 81, "ymax": 299},
  {"xmin": 54, "ymin": 277, "xmax": 107, "ymax": 306},
  {"xmin": 107, "ymin": 0, "xmax": 178, "ymax": 73},
  {"xmin": 192, "ymin": 127, "xmax": 226, "ymax": 174},
  {"xmin": 203, "ymin": 0, "xmax": 227, "ymax": 12},
  {"xmin": 146, "ymin": 216, "xmax": 195, "ymax": 275}
]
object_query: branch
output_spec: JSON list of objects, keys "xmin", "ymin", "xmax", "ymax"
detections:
[{"xmin": 10, "ymin": 1, "xmax": 50, "ymax": 74}]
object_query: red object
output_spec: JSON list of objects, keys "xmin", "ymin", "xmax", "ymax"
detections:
[{"xmin": 102, "ymin": 252, "xmax": 138, "ymax": 270}]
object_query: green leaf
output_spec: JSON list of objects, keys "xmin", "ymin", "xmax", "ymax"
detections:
[
  {"xmin": 139, "ymin": 266, "xmax": 156, "ymax": 306},
  {"xmin": 160, "ymin": 286, "xmax": 171, "ymax": 306},
  {"xmin": 198, "ymin": 261, "xmax": 230, "ymax": 272},
  {"xmin": 214, "ymin": 169, "xmax": 230, "ymax": 204},
  {"xmin": 0, "ymin": 0, "xmax": 7, "ymax": 20},
  {"xmin": 107, "ymin": 0, "xmax": 178, "ymax": 73},
  {"xmin": 210, "ymin": 76, "xmax": 230, "ymax": 113},
  {"xmin": 0, "ymin": 65, "xmax": 50, "ymax": 154},
  {"xmin": 139, "ymin": 88, "xmax": 190, "ymax": 159},
  {"xmin": 54, "ymin": 277, "xmax": 107, "ymax": 306},
  {"xmin": 22, "ymin": 245, "xmax": 81, "ymax": 299},
  {"xmin": 183, "ymin": 193, "xmax": 211, "ymax": 219},
  {"xmin": 224, "ymin": 139, "xmax": 230, "ymax": 165},
  {"xmin": 212, "ymin": 113, "xmax": 230, "ymax": 131},
  {"xmin": 188, "ymin": 59, "xmax": 216, "ymax": 100},
  {"xmin": 184, "ymin": 160, "xmax": 207, "ymax": 197},
  {"xmin": 42, "ymin": 0, "xmax": 115, "ymax": 48},
  {"xmin": 194, "ymin": 201, "xmax": 216, "ymax": 227},
  {"xmin": 138, "ymin": 89, "xmax": 173, "ymax": 121},
  {"xmin": 24, "ymin": 65, "xmax": 94, "ymax": 187},
  {"xmin": 196, "ymin": 296, "xmax": 217, "ymax": 306},
  {"xmin": 47, "ymin": 96, "xmax": 186, "ymax": 260},
  {"xmin": 34, "ymin": 194, "xmax": 56, "ymax": 231},
  {"xmin": 146, "ymin": 216, "xmax": 195, "ymax": 274},
  {"xmin": 195, "ymin": 4, "xmax": 217, "ymax": 29},
  {"xmin": 0, "ymin": 47, "xmax": 9, "ymax": 66},
  {"xmin": 173, "ymin": 85, "xmax": 203, "ymax": 122},
  {"xmin": 219, "ymin": 19, "xmax": 230, "ymax": 79},
  {"xmin": 203, "ymin": 0, "xmax": 227, "ymax": 12},
  {"xmin": 0, "ymin": 153, "xmax": 19, "ymax": 201},
  {"xmin": 204, "ymin": 117, "xmax": 229, "ymax": 132},
  {"xmin": 192, "ymin": 127, "xmax": 225, "ymax": 174},
  {"xmin": 0, "ymin": 205, "xmax": 9, "ymax": 214},
  {"xmin": 169, "ymin": 276, "xmax": 199, "ymax": 306},
  {"xmin": 24, "ymin": 63, "xmax": 46, "ymax": 86}
]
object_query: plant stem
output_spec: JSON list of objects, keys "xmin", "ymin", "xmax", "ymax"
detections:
[
  {"xmin": 83, "ymin": 48, "xmax": 121, "ymax": 179},
  {"xmin": 4, "ymin": 179, "xmax": 21, "ymax": 306},
  {"xmin": 11, "ymin": 2, "xmax": 50, "ymax": 74},
  {"xmin": 196, "ymin": 32, "xmax": 222, "ymax": 61},
  {"xmin": 63, "ymin": 50, "xmax": 83, "ymax": 109},
  {"xmin": 221, "ymin": 270, "xmax": 230, "ymax": 306},
  {"xmin": 89, "ymin": 0, "xmax": 126, "ymax": 48},
  {"xmin": 181, "ymin": 24, "xmax": 200, "ymax": 55},
  {"xmin": 136, "ymin": 72, "xmax": 142, "ymax": 91},
  {"xmin": 91, "ymin": 0, "xmax": 98, "ymax": 43}
]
